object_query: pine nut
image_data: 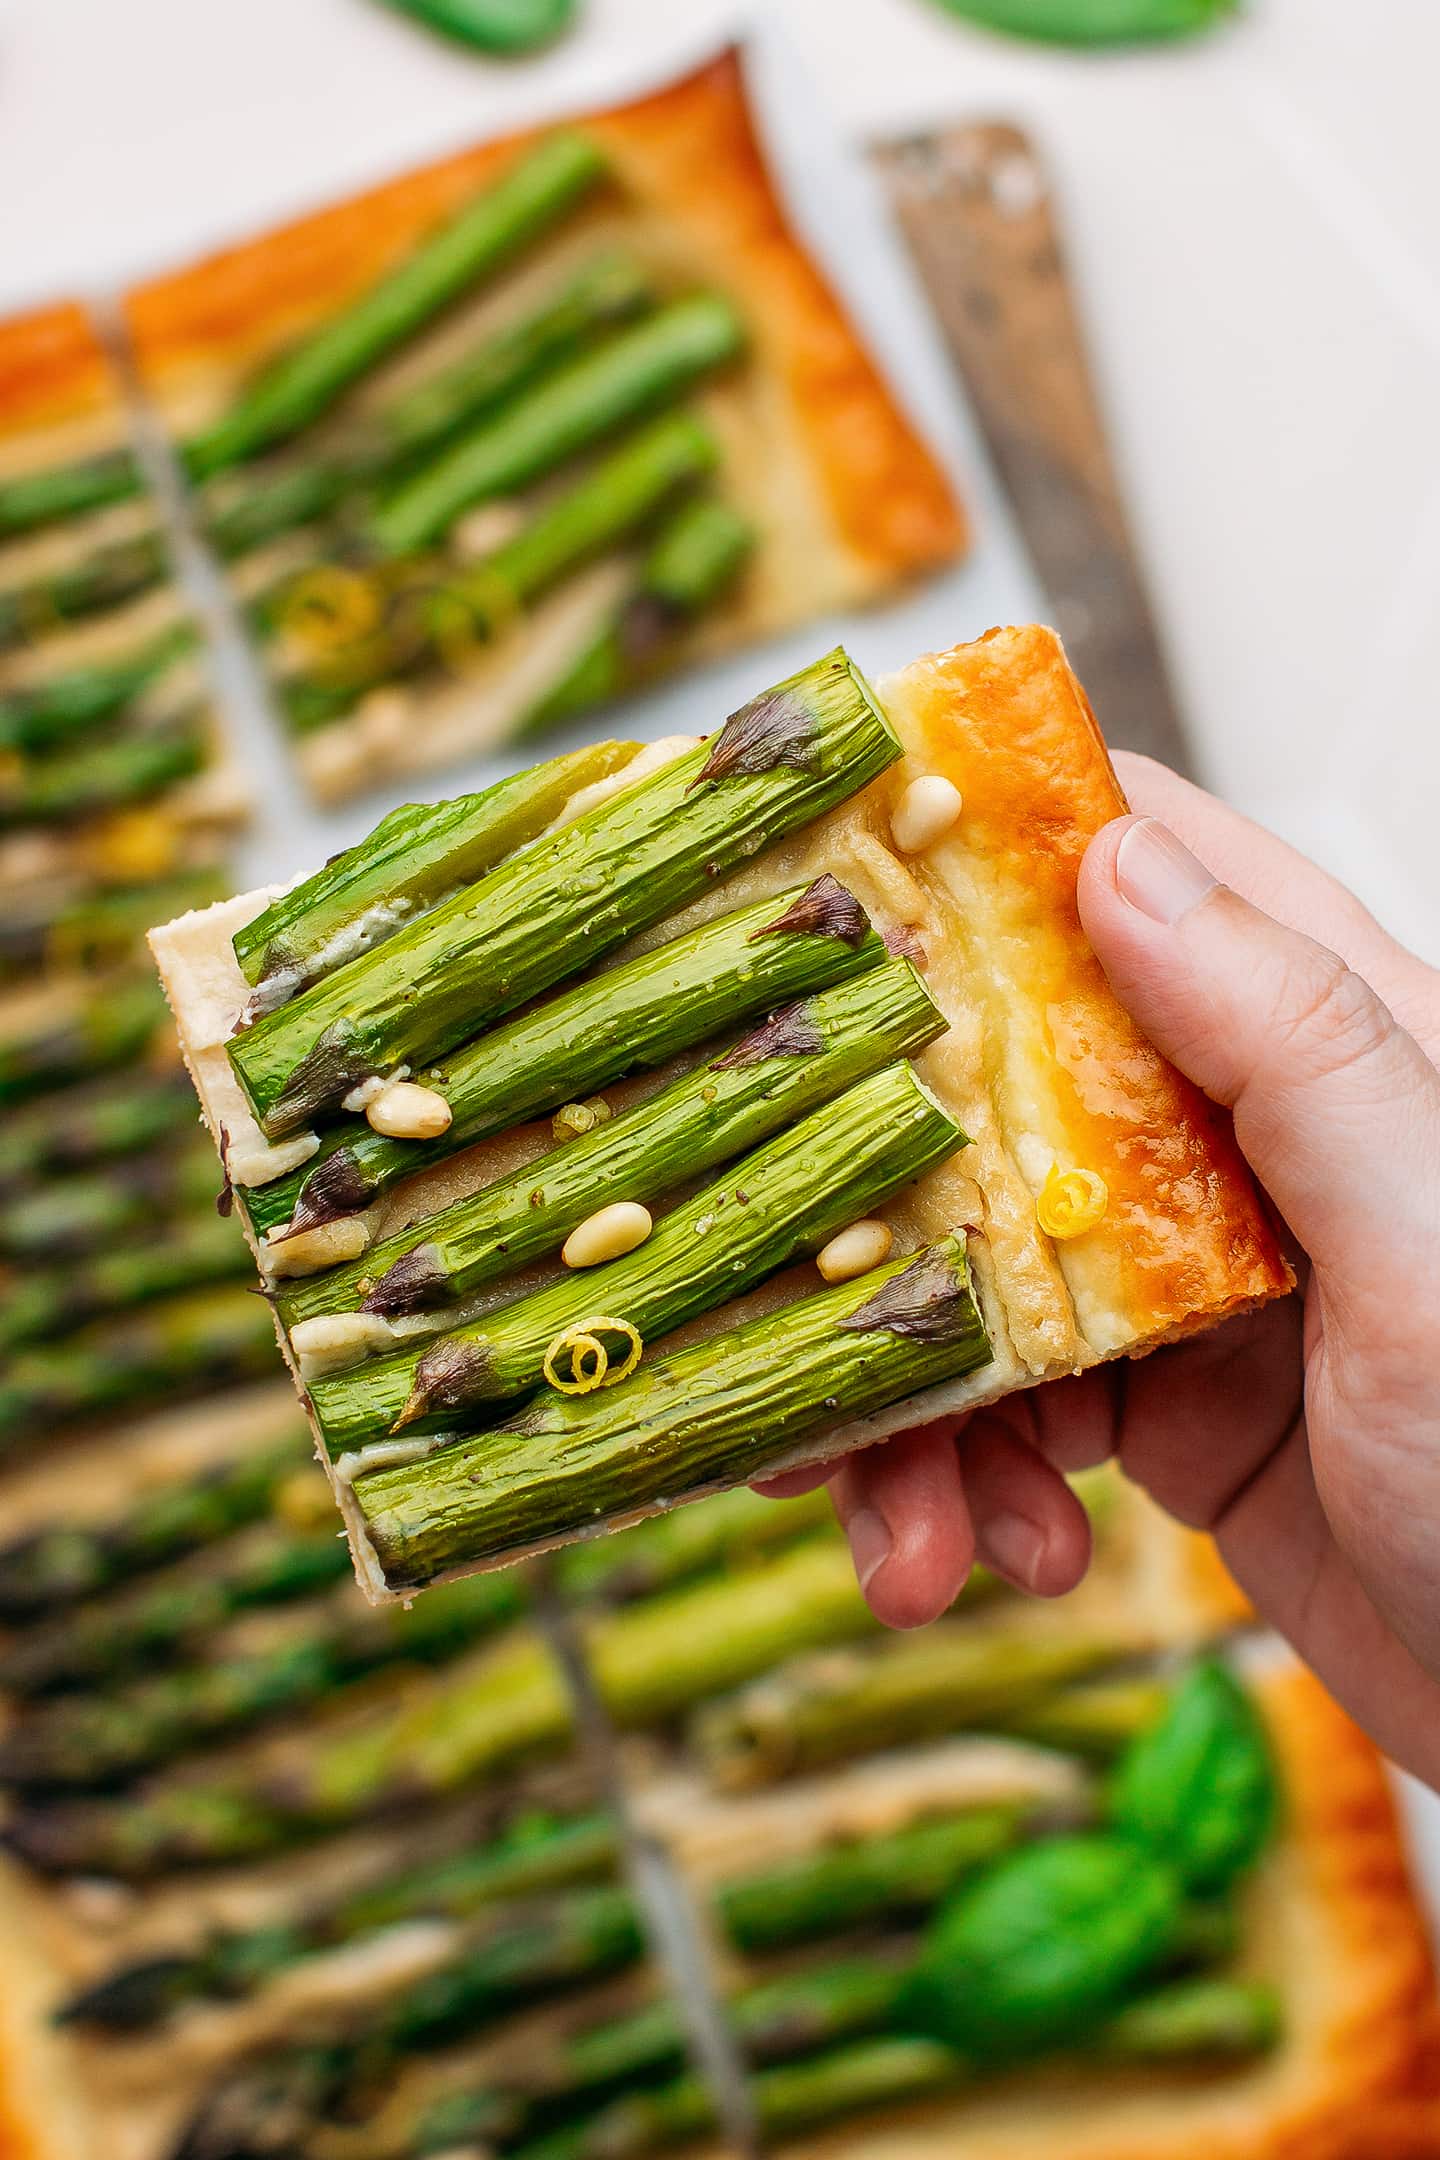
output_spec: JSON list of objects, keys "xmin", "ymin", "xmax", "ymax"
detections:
[
  {"xmin": 816, "ymin": 1219, "xmax": 894, "ymax": 1284},
  {"xmin": 562, "ymin": 1202, "xmax": 653, "ymax": 1269},
  {"xmin": 290, "ymin": 1311, "xmax": 395, "ymax": 1379},
  {"xmin": 263, "ymin": 1216, "xmax": 371, "ymax": 1279},
  {"xmin": 366, "ymin": 1081, "xmax": 453, "ymax": 1140},
  {"xmin": 891, "ymin": 775, "xmax": 963, "ymax": 855}
]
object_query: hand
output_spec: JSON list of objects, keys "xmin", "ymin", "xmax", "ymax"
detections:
[{"xmin": 761, "ymin": 754, "xmax": 1440, "ymax": 1787}]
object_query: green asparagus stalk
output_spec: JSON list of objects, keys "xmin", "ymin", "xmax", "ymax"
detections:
[
  {"xmin": 0, "ymin": 1565, "xmax": 528, "ymax": 1788},
  {"xmin": 355, "ymin": 1236, "xmax": 990, "ymax": 1591},
  {"xmin": 233, "ymin": 739, "xmax": 639, "ymax": 1008},
  {"xmin": 62, "ymin": 1805, "xmax": 620, "ymax": 2033},
  {"xmin": 694, "ymin": 1623, "xmax": 1137, "ymax": 1789},
  {"xmin": 0, "ymin": 971, "xmax": 168, "ymax": 1105},
  {"xmin": 715, "ymin": 1808, "xmax": 1035, "ymax": 1957},
  {"xmin": 0, "ymin": 1209, "xmax": 251, "ymax": 1350},
  {"xmin": 0, "ymin": 1284, "xmax": 280, "ymax": 1450},
  {"xmin": 0, "ymin": 526, "xmax": 169, "ymax": 652},
  {"xmin": 0, "ymin": 621, "xmax": 195, "ymax": 753},
  {"xmin": 0, "ymin": 1428, "xmax": 311, "ymax": 1619},
  {"xmin": 0, "ymin": 1133, "xmax": 218, "ymax": 1261},
  {"xmin": 364, "ymin": 294, "xmax": 744, "ymax": 557},
  {"xmin": 0, "ymin": 1066, "xmax": 197, "ymax": 1196},
  {"xmin": 518, "ymin": 496, "xmax": 754, "ymax": 739},
  {"xmin": 277, "ymin": 409, "xmax": 723, "ymax": 736},
  {"xmin": 0, "ymin": 709, "xmax": 208, "ymax": 830},
  {"xmin": 4, "ymin": 1539, "xmax": 879, "ymax": 1874},
  {"xmin": 998, "ymin": 1675, "xmax": 1172, "ymax": 1761},
  {"xmin": 309, "ymin": 1062, "xmax": 963, "ymax": 1455},
  {"xmin": 1, "ymin": 866, "xmax": 228, "ymax": 978},
  {"xmin": 0, "ymin": 446, "xmax": 141, "ymax": 544},
  {"xmin": 244, "ymin": 873, "xmax": 885, "ymax": 1244},
  {"xmin": 232, "ymin": 649, "xmax": 899, "ymax": 1135},
  {"xmin": 181, "ymin": 134, "xmax": 607, "ymax": 482},
  {"xmin": 280, "ymin": 958, "xmax": 944, "ymax": 1333},
  {"xmin": 204, "ymin": 252, "xmax": 657, "ymax": 559},
  {"xmin": 0, "ymin": 1520, "xmax": 347, "ymax": 1696}
]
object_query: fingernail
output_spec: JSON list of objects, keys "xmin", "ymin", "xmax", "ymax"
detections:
[
  {"xmin": 1115, "ymin": 819, "xmax": 1217, "ymax": 926},
  {"xmin": 846, "ymin": 1507, "xmax": 891, "ymax": 1593},
  {"xmin": 983, "ymin": 1512, "xmax": 1047, "ymax": 1588}
]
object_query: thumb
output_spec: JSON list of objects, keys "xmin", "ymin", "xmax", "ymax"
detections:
[{"xmin": 1077, "ymin": 815, "xmax": 1440, "ymax": 1302}]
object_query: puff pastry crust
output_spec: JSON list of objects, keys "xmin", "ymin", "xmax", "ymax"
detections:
[{"xmin": 0, "ymin": 303, "xmax": 126, "ymax": 476}]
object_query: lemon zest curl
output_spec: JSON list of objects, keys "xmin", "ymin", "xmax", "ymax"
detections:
[{"xmin": 542, "ymin": 1316, "xmax": 644, "ymax": 1396}]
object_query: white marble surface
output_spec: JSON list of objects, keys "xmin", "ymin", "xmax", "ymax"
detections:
[{"xmin": 2, "ymin": 0, "xmax": 1437, "ymax": 1922}]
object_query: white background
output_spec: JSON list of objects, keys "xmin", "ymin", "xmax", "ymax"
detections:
[{"xmin": 2, "ymin": 0, "xmax": 1437, "ymax": 1925}]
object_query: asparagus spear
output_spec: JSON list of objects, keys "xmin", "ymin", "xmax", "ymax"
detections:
[
  {"xmin": 0, "ymin": 709, "xmax": 208, "ymax": 830},
  {"xmin": 0, "ymin": 1519, "xmax": 347, "ymax": 1696},
  {"xmin": 0, "ymin": 1133, "xmax": 218, "ymax": 1261},
  {"xmin": 0, "ymin": 445, "xmax": 141, "ymax": 543},
  {"xmin": 0, "ymin": 1066, "xmax": 197, "ymax": 1196},
  {"xmin": 695, "ymin": 1623, "xmax": 1136, "ymax": 1789},
  {"xmin": 181, "ymin": 134, "xmax": 607, "ymax": 482},
  {"xmin": 998, "ymin": 1675, "xmax": 1171, "ymax": 1761},
  {"xmin": 0, "ymin": 621, "xmax": 195, "ymax": 753},
  {"xmin": 62, "ymin": 1805, "xmax": 620, "ymax": 2033},
  {"xmin": 365, "ymin": 294, "xmax": 744, "ymax": 557},
  {"xmin": 4, "ymin": 1539, "xmax": 877, "ymax": 1873},
  {"xmin": 0, "ymin": 1210, "xmax": 251, "ymax": 1350},
  {"xmin": 1, "ymin": 866, "xmax": 228, "ymax": 978},
  {"xmin": 233, "ymin": 739, "xmax": 639, "ymax": 1008},
  {"xmin": 244, "ymin": 873, "xmax": 886, "ymax": 1244},
  {"xmin": 276, "ymin": 410, "xmax": 723, "ymax": 736},
  {"xmin": 0, "ymin": 1429, "xmax": 311, "ymax": 1619},
  {"xmin": 280, "ymin": 959, "xmax": 944, "ymax": 1332},
  {"xmin": 0, "ymin": 526, "xmax": 169, "ymax": 652},
  {"xmin": 204, "ymin": 253, "xmax": 657, "ymax": 559},
  {"xmin": 0, "ymin": 971, "xmax": 168, "ymax": 1105},
  {"xmin": 231, "ymin": 649, "xmax": 899, "ymax": 1135},
  {"xmin": 355, "ymin": 1237, "xmax": 991, "ymax": 1591},
  {"xmin": 0, "ymin": 1566, "xmax": 528, "ymax": 1788},
  {"xmin": 0, "ymin": 1284, "xmax": 280, "ymax": 1450},
  {"xmin": 518, "ymin": 496, "xmax": 754, "ymax": 740},
  {"xmin": 309, "ymin": 1061, "xmax": 963, "ymax": 1454}
]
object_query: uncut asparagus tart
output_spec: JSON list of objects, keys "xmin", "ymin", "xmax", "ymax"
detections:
[
  {"xmin": 153, "ymin": 625, "xmax": 1291, "ymax": 1599},
  {"xmin": 123, "ymin": 51, "xmax": 963, "ymax": 802}
]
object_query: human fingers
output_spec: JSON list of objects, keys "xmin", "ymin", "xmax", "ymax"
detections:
[
  {"xmin": 958, "ymin": 1413, "xmax": 1093, "ymax": 1597},
  {"xmin": 827, "ymin": 1422, "xmax": 974, "ymax": 1629}
]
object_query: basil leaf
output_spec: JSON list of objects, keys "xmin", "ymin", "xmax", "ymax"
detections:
[{"xmin": 1109, "ymin": 1659, "xmax": 1277, "ymax": 1893}]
